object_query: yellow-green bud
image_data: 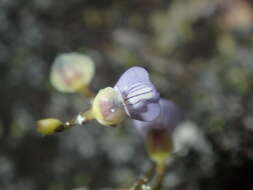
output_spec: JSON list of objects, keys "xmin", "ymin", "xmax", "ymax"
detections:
[{"xmin": 37, "ymin": 118, "xmax": 63, "ymax": 135}]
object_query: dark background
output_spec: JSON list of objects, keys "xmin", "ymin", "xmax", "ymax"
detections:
[{"xmin": 1, "ymin": 0, "xmax": 253, "ymax": 189}]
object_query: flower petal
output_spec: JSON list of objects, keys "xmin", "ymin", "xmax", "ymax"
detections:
[
  {"xmin": 134, "ymin": 98, "xmax": 182, "ymax": 136},
  {"xmin": 114, "ymin": 67, "xmax": 160, "ymax": 121}
]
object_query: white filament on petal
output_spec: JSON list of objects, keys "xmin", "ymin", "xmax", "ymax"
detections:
[{"xmin": 126, "ymin": 84, "xmax": 154, "ymax": 105}]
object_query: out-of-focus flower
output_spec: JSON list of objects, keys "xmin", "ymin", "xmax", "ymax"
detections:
[
  {"xmin": 50, "ymin": 52, "xmax": 95, "ymax": 93},
  {"xmin": 173, "ymin": 121, "xmax": 213, "ymax": 156},
  {"xmin": 133, "ymin": 98, "xmax": 182, "ymax": 167},
  {"xmin": 114, "ymin": 66, "xmax": 160, "ymax": 122},
  {"xmin": 218, "ymin": 0, "xmax": 253, "ymax": 33},
  {"xmin": 134, "ymin": 99, "xmax": 181, "ymax": 135}
]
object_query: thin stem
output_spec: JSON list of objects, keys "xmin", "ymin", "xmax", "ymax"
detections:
[
  {"xmin": 78, "ymin": 86, "xmax": 95, "ymax": 98},
  {"xmin": 152, "ymin": 162, "xmax": 167, "ymax": 190},
  {"xmin": 124, "ymin": 163, "xmax": 156, "ymax": 190},
  {"xmin": 115, "ymin": 163, "xmax": 156, "ymax": 190},
  {"xmin": 54, "ymin": 109, "xmax": 94, "ymax": 134},
  {"xmin": 80, "ymin": 109, "xmax": 94, "ymax": 121}
]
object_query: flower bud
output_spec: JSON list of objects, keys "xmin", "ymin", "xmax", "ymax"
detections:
[
  {"xmin": 114, "ymin": 67, "xmax": 160, "ymax": 122},
  {"xmin": 92, "ymin": 87, "xmax": 126, "ymax": 127},
  {"xmin": 50, "ymin": 52, "xmax": 95, "ymax": 93},
  {"xmin": 37, "ymin": 118, "xmax": 64, "ymax": 135},
  {"xmin": 145, "ymin": 129, "xmax": 173, "ymax": 165}
]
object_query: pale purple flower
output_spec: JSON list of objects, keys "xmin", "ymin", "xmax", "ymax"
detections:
[
  {"xmin": 114, "ymin": 67, "xmax": 160, "ymax": 121},
  {"xmin": 133, "ymin": 98, "xmax": 182, "ymax": 136}
]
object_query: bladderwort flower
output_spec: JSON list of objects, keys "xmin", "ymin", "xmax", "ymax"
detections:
[
  {"xmin": 114, "ymin": 66, "xmax": 160, "ymax": 122},
  {"xmin": 133, "ymin": 98, "xmax": 182, "ymax": 171},
  {"xmin": 50, "ymin": 52, "xmax": 95, "ymax": 97},
  {"xmin": 37, "ymin": 66, "xmax": 161, "ymax": 135},
  {"xmin": 80, "ymin": 66, "xmax": 161, "ymax": 127}
]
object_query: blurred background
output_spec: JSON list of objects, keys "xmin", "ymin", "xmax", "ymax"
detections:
[{"xmin": 1, "ymin": 0, "xmax": 253, "ymax": 189}]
